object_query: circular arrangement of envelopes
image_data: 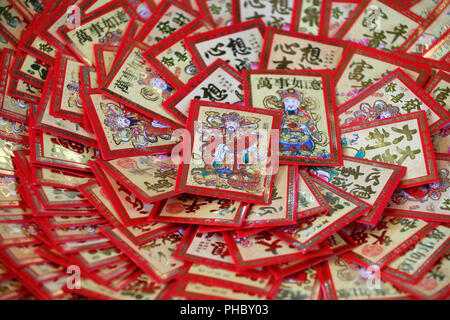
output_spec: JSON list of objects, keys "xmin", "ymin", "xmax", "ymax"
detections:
[{"xmin": 0, "ymin": 0, "xmax": 449, "ymax": 301}]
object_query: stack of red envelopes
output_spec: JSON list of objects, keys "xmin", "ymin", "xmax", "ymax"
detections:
[{"xmin": 0, "ymin": 0, "xmax": 449, "ymax": 300}]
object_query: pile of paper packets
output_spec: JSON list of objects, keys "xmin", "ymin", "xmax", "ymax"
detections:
[{"xmin": 0, "ymin": 0, "xmax": 448, "ymax": 300}]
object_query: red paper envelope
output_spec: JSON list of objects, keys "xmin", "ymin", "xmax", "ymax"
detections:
[
  {"xmin": 162, "ymin": 59, "xmax": 243, "ymax": 123},
  {"xmin": 319, "ymin": 256, "xmax": 410, "ymax": 300},
  {"xmin": 81, "ymin": 89, "xmax": 176, "ymax": 159},
  {"xmin": 100, "ymin": 40, "xmax": 184, "ymax": 129},
  {"xmin": 271, "ymin": 176, "xmax": 370, "ymax": 252},
  {"xmin": 269, "ymin": 231, "xmax": 356, "ymax": 279},
  {"xmin": 184, "ymin": 20, "xmax": 266, "ymax": 73},
  {"xmin": 0, "ymin": 49, "xmax": 32, "ymax": 122},
  {"xmin": 143, "ymin": 19, "xmax": 210, "ymax": 89},
  {"xmin": 382, "ymin": 224, "xmax": 450, "ymax": 285},
  {"xmin": 334, "ymin": 0, "xmax": 422, "ymax": 52},
  {"xmin": 244, "ymin": 69, "xmax": 342, "ymax": 166},
  {"xmin": 179, "ymin": 262, "xmax": 281, "ymax": 298},
  {"xmin": 150, "ymin": 194, "xmax": 249, "ymax": 227},
  {"xmin": 176, "ymin": 100, "xmax": 282, "ymax": 204},
  {"xmin": 259, "ymin": 28, "xmax": 349, "ymax": 70},
  {"xmin": 385, "ymin": 154, "xmax": 450, "ymax": 223},
  {"xmin": 383, "ymin": 253, "xmax": 450, "ymax": 300},
  {"xmin": 232, "ymin": 0, "xmax": 300, "ymax": 31},
  {"xmin": 309, "ymin": 156, "xmax": 406, "ymax": 226},
  {"xmin": 296, "ymin": 169, "xmax": 331, "ymax": 218},
  {"xmin": 173, "ymin": 226, "xmax": 236, "ymax": 271},
  {"xmin": 334, "ymin": 43, "xmax": 431, "ymax": 107},
  {"xmin": 240, "ymin": 165, "xmax": 297, "ymax": 228},
  {"xmin": 340, "ymin": 111, "xmax": 438, "ymax": 189},
  {"xmin": 58, "ymin": 0, "xmax": 137, "ymax": 65},
  {"xmin": 341, "ymin": 215, "xmax": 437, "ymax": 268},
  {"xmin": 170, "ymin": 279, "xmax": 270, "ymax": 300},
  {"xmin": 97, "ymin": 154, "xmax": 180, "ymax": 204},
  {"xmin": 135, "ymin": 0, "xmax": 200, "ymax": 47},
  {"xmin": 100, "ymin": 225, "xmax": 189, "ymax": 283},
  {"xmin": 223, "ymin": 230, "xmax": 331, "ymax": 270},
  {"xmin": 338, "ymin": 68, "xmax": 450, "ymax": 133}
]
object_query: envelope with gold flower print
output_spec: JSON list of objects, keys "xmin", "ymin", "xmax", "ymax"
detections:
[
  {"xmin": 39, "ymin": 222, "xmax": 106, "ymax": 244},
  {"xmin": 337, "ymin": 68, "xmax": 450, "ymax": 133},
  {"xmin": 240, "ymin": 165, "xmax": 297, "ymax": 228},
  {"xmin": 143, "ymin": 19, "xmax": 211, "ymax": 89},
  {"xmin": 134, "ymin": 0, "xmax": 200, "ymax": 48},
  {"xmin": 270, "ymin": 176, "xmax": 370, "ymax": 253},
  {"xmin": 0, "ymin": 175, "xmax": 26, "ymax": 209},
  {"xmin": 173, "ymin": 226, "xmax": 237, "ymax": 271},
  {"xmin": 0, "ymin": 222, "xmax": 40, "ymax": 247},
  {"xmin": 0, "ymin": 243, "xmax": 43, "ymax": 266},
  {"xmin": 0, "ymin": 135, "xmax": 27, "ymax": 177},
  {"xmin": 244, "ymin": 69, "xmax": 342, "ymax": 166},
  {"xmin": 340, "ymin": 111, "xmax": 438, "ymax": 189},
  {"xmin": 97, "ymin": 154, "xmax": 180, "ymax": 204},
  {"xmin": 223, "ymin": 230, "xmax": 331, "ymax": 270},
  {"xmin": 81, "ymin": 89, "xmax": 177, "ymax": 159},
  {"xmin": 341, "ymin": 215, "xmax": 437, "ymax": 269},
  {"xmin": 100, "ymin": 41, "xmax": 184, "ymax": 129},
  {"xmin": 100, "ymin": 225, "xmax": 189, "ymax": 283},
  {"xmin": 176, "ymin": 100, "xmax": 282, "ymax": 204},
  {"xmin": 333, "ymin": 43, "xmax": 432, "ymax": 107},
  {"xmin": 0, "ymin": 116, "xmax": 28, "ymax": 144}
]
